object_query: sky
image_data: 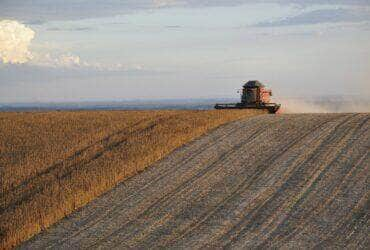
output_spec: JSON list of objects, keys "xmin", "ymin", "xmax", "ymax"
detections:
[{"xmin": 0, "ymin": 0, "xmax": 370, "ymax": 103}]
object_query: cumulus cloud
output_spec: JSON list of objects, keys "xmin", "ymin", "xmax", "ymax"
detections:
[
  {"xmin": 0, "ymin": 20, "xmax": 85, "ymax": 68},
  {"xmin": 0, "ymin": 20, "xmax": 130, "ymax": 71},
  {"xmin": 0, "ymin": 20, "xmax": 35, "ymax": 64}
]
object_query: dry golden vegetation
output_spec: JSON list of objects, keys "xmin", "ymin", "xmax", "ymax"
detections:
[{"xmin": 0, "ymin": 109, "xmax": 263, "ymax": 249}]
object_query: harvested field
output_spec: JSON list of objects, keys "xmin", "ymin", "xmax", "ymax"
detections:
[
  {"xmin": 0, "ymin": 110, "xmax": 263, "ymax": 249},
  {"xmin": 20, "ymin": 113, "xmax": 369, "ymax": 249}
]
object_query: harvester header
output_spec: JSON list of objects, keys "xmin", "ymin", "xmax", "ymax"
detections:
[{"xmin": 215, "ymin": 80, "xmax": 281, "ymax": 113}]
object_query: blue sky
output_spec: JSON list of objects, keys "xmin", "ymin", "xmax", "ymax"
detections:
[{"xmin": 0, "ymin": 0, "xmax": 369, "ymax": 102}]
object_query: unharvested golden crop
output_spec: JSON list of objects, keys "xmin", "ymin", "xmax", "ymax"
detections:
[{"xmin": 0, "ymin": 109, "xmax": 263, "ymax": 249}]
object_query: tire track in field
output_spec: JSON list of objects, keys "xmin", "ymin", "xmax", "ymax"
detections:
[
  {"xmin": 92, "ymin": 115, "xmax": 336, "ymax": 249},
  {"xmin": 2, "ymin": 114, "xmax": 170, "ymax": 213},
  {"xmin": 275, "ymin": 115, "xmax": 369, "ymax": 247},
  {"xmin": 181, "ymin": 116, "xmax": 346, "ymax": 242},
  {"xmin": 159, "ymin": 114, "xmax": 343, "ymax": 249},
  {"xmin": 3, "ymin": 115, "xmax": 154, "ymax": 196},
  {"xmin": 20, "ymin": 113, "xmax": 369, "ymax": 249},
  {"xmin": 220, "ymin": 114, "xmax": 368, "ymax": 249},
  {"xmin": 44, "ymin": 115, "xmax": 270, "ymax": 249},
  {"xmin": 258, "ymin": 116, "xmax": 369, "ymax": 248},
  {"xmin": 166, "ymin": 114, "xmax": 351, "ymax": 249},
  {"xmin": 92, "ymin": 117, "xmax": 287, "ymax": 249},
  {"xmin": 54, "ymin": 115, "xmax": 280, "ymax": 249}
]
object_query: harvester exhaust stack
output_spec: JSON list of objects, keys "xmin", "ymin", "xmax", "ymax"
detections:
[{"xmin": 215, "ymin": 80, "xmax": 281, "ymax": 114}]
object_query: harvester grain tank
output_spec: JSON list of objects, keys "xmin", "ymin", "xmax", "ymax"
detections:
[{"xmin": 215, "ymin": 80, "xmax": 281, "ymax": 113}]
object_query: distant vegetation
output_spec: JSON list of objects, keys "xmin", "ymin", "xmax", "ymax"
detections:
[{"xmin": 0, "ymin": 109, "xmax": 263, "ymax": 249}]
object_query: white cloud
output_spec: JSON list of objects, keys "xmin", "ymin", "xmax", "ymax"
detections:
[
  {"xmin": 31, "ymin": 53, "xmax": 81, "ymax": 68},
  {"xmin": 0, "ymin": 20, "xmax": 35, "ymax": 64},
  {"xmin": 58, "ymin": 54, "xmax": 81, "ymax": 67},
  {"xmin": 0, "ymin": 20, "xmax": 135, "ymax": 71}
]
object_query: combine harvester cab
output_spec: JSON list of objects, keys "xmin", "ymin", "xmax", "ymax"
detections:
[{"xmin": 215, "ymin": 80, "xmax": 281, "ymax": 114}]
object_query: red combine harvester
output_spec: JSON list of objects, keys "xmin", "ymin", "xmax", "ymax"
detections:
[{"xmin": 215, "ymin": 80, "xmax": 281, "ymax": 114}]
